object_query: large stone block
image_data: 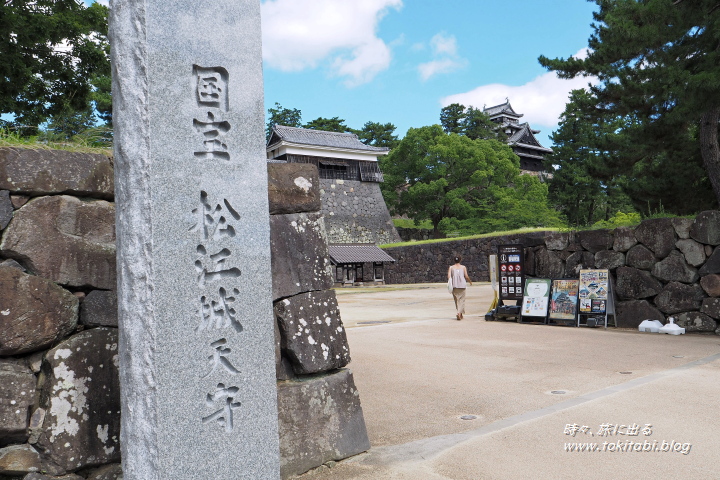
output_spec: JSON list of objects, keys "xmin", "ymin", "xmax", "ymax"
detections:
[
  {"xmin": 612, "ymin": 227, "xmax": 637, "ymax": 252},
  {"xmin": 701, "ymin": 297, "xmax": 720, "ymax": 319},
  {"xmin": 0, "ymin": 148, "xmax": 113, "ymax": 199},
  {"xmin": 676, "ymin": 239, "xmax": 706, "ymax": 267},
  {"xmin": 0, "ymin": 196, "xmax": 116, "ymax": 289},
  {"xmin": 544, "ymin": 232, "xmax": 572, "ymax": 251},
  {"xmin": 270, "ymin": 212, "xmax": 333, "ymax": 300},
  {"xmin": 690, "ymin": 210, "xmax": 720, "ymax": 245},
  {"xmin": 700, "ymin": 274, "xmax": 720, "ymax": 297},
  {"xmin": 85, "ymin": 463, "xmax": 123, "ymax": 480},
  {"xmin": 0, "ymin": 267, "xmax": 78, "ymax": 356},
  {"xmin": 595, "ymin": 250, "xmax": 625, "ymax": 270},
  {"xmin": 268, "ymin": 163, "xmax": 321, "ymax": 215},
  {"xmin": 674, "ymin": 312, "xmax": 718, "ymax": 332},
  {"xmin": 615, "ymin": 266, "xmax": 663, "ymax": 300},
  {"xmin": 654, "ymin": 282, "xmax": 705, "ymax": 314},
  {"xmin": 651, "ymin": 251, "xmax": 699, "ymax": 284},
  {"xmin": 534, "ymin": 248, "xmax": 565, "ymax": 278},
  {"xmin": 79, "ymin": 290, "xmax": 118, "ymax": 327},
  {"xmin": 616, "ymin": 300, "xmax": 664, "ymax": 329},
  {"xmin": 277, "ymin": 369, "xmax": 370, "ymax": 479},
  {"xmin": 35, "ymin": 328, "xmax": 120, "ymax": 475},
  {"xmin": 565, "ymin": 251, "xmax": 595, "ymax": 277},
  {"xmin": 578, "ymin": 229, "xmax": 613, "ymax": 253},
  {"xmin": 699, "ymin": 246, "xmax": 720, "ymax": 276},
  {"xmin": 626, "ymin": 244, "xmax": 656, "ymax": 270},
  {"xmin": 0, "ymin": 444, "xmax": 41, "ymax": 476},
  {"xmin": 0, "ymin": 190, "xmax": 12, "ymax": 230},
  {"xmin": 634, "ymin": 218, "xmax": 676, "ymax": 258},
  {"xmin": 0, "ymin": 361, "xmax": 36, "ymax": 445},
  {"xmin": 22, "ymin": 473, "xmax": 83, "ymax": 480},
  {"xmin": 274, "ymin": 290, "xmax": 350, "ymax": 375},
  {"xmin": 671, "ymin": 217, "xmax": 694, "ymax": 240}
]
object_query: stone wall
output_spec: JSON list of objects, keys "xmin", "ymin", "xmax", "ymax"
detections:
[
  {"xmin": 0, "ymin": 148, "xmax": 368, "ymax": 480},
  {"xmin": 383, "ymin": 216, "xmax": 720, "ymax": 334},
  {"xmin": 395, "ymin": 226, "xmax": 436, "ymax": 242},
  {"xmin": 320, "ymin": 179, "xmax": 400, "ymax": 245}
]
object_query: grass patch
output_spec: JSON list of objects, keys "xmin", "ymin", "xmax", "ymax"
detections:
[
  {"xmin": 380, "ymin": 226, "xmax": 559, "ymax": 248},
  {"xmin": 0, "ymin": 130, "xmax": 113, "ymax": 156},
  {"xmin": 392, "ymin": 218, "xmax": 434, "ymax": 229}
]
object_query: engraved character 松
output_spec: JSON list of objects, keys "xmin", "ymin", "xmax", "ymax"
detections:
[{"xmin": 190, "ymin": 190, "xmax": 241, "ymax": 240}]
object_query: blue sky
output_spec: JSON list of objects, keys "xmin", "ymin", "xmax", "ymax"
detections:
[
  {"xmin": 94, "ymin": 1, "xmax": 598, "ymax": 147},
  {"xmin": 260, "ymin": 0, "xmax": 599, "ymax": 147}
]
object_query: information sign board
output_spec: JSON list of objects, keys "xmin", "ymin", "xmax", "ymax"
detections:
[
  {"xmin": 521, "ymin": 279, "xmax": 552, "ymax": 317},
  {"xmin": 498, "ymin": 244, "xmax": 524, "ymax": 302}
]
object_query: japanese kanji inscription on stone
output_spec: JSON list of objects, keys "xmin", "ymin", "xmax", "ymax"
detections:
[{"xmin": 110, "ymin": 1, "xmax": 280, "ymax": 478}]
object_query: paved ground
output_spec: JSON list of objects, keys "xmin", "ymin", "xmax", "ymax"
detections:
[{"xmin": 297, "ymin": 283, "xmax": 720, "ymax": 480}]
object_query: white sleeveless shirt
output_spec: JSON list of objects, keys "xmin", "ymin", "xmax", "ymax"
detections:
[{"xmin": 450, "ymin": 266, "xmax": 467, "ymax": 289}]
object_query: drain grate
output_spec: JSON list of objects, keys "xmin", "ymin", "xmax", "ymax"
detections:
[
  {"xmin": 551, "ymin": 390, "xmax": 566, "ymax": 395},
  {"xmin": 460, "ymin": 415, "xmax": 477, "ymax": 420},
  {"xmin": 619, "ymin": 371, "xmax": 632, "ymax": 375},
  {"xmin": 357, "ymin": 320, "xmax": 391, "ymax": 325},
  {"xmin": 672, "ymin": 355, "xmax": 685, "ymax": 358}
]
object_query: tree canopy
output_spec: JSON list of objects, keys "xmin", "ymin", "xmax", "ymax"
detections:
[
  {"xmin": 539, "ymin": 0, "xmax": 720, "ymax": 204},
  {"xmin": 1, "ymin": 1, "xmax": 109, "ymax": 131},
  {"xmin": 303, "ymin": 116, "xmax": 350, "ymax": 133},
  {"xmin": 354, "ymin": 121, "xmax": 399, "ymax": 149},
  {"xmin": 381, "ymin": 125, "xmax": 561, "ymax": 237},
  {"xmin": 439, "ymin": 103, "xmax": 505, "ymax": 141}
]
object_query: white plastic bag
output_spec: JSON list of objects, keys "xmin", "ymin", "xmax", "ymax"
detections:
[{"xmin": 447, "ymin": 278, "xmax": 453, "ymax": 294}]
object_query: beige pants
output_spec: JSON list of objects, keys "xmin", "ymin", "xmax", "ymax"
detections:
[{"xmin": 452, "ymin": 288, "xmax": 466, "ymax": 315}]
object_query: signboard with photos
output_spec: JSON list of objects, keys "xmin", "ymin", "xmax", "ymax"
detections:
[
  {"xmin": 521, "ymin": 278, "xmax": 552, "ymax": 317},
  {"xmin": 578, "ymin": 269, "xmax": 610, "ymax": 313},
  {"xmin": 548, "ymin": 279, "xmax": 580, "ymax": 321},
  {"xmin": 498, "ymin": 244, "xmax": 524, "ymax": 301}
]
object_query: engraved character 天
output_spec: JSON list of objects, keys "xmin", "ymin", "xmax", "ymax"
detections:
[
  {"xmin": 198, "ymin": 287, "xmax": 243, "ymax": 332},
  {"xmin": 202, "ymin": 338, "xmax": 241, "ymax": 378},
  {"xmin": 190, "ymin": 190, "xmax": 241, "ymax": 240},
  {"xmin": 195, "ymin": 245, "xmax": 241, "ymax": 287},
  {"xmin": 202, "ymin": 383, "xmax": 241, "ymax": 433}
]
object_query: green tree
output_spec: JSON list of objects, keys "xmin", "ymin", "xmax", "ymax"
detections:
[
  {"xmin": 545, "ymin": 89, "xmax": 635, "ymax": 226},
  {"xmin": 356, "ymin": 121, "xmax": 399, "ymax": 149},
  {"xmin": 440, "ymin": 103, "xmax": 466, "ymax": 134},
  {"xmin": 440, "ymin": 103, "xmax": 504, "ymax": 141},
  {"xmin": 1, "ymin": 1, "xmax": 109, "ymax": 131},
  {"xmin": 303, "ymin": 116, "xmax": 350, "ymax": 133},
  {"xmin": 539, "ymin": 0, "xmax": 720, "ymax": 204},
  {"xmin": 380, "ymin": 125, "xmax": 561, "ymax": 237},
  {"xmin": 266, "ymin": 102, "xmax": 302, "ymax": 139},
  {"xmin": 43, "ymin": 105, "xmax": 96, "ymax": 140},
  {"xmin": 463, "ymin": 106, "xmax": 505, "ymax": 141}
]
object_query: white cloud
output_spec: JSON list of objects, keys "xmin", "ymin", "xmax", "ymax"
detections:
[
  {"xmin": 441, "ymin": 49, "xmax": 596, "ymax": 127},
  {"xmin": 417, "ymin": 32, "xmax": 466, "ymax": 81},
  {"xmin": 419, "ymin": 58, "xmax": 466, "ymax": 82},
  {"xmin": 430, "ymin": 33, "xmax": 457, "ymax": 56},
  {"xmin": 261, "ymin": 0, "xmax": 402, "ymax": 86}
]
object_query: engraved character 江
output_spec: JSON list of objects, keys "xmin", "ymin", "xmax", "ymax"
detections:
[{"xmin": 195, "ymin": 245, "xmax": 241, "ymax": 287}]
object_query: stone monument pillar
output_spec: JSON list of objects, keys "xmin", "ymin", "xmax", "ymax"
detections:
[{"xmin": 109, "ymin": 1, "xmax": 280, "ymax": 479}]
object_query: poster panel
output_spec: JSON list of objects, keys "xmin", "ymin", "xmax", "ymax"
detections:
[
  {"xmin": 549, "ymin": 279, "xmax": 579, "ymax": 320},
  {"xmin": 578, "ymin": 269, "xmax": 609, "ymax": 313},
  {"xmin": 521, "ymin": 278, "xmax": 551, "ymax": 317}
]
